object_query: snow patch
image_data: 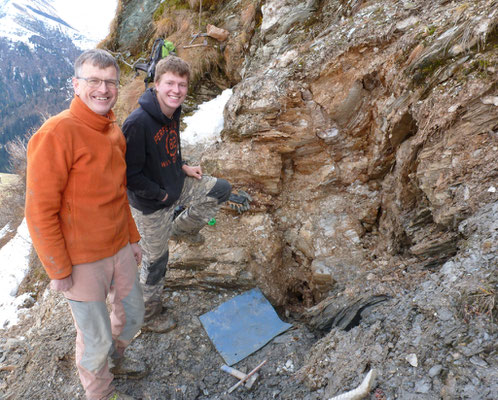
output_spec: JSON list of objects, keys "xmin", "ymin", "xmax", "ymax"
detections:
[
  {"xmin": 0, "ymin": 223, "xmax": 13, "ymax": 241},
  {"xmin": 0, "ymin": 219, "xmax": 33, "ymax": 329},
  {"xmin": 182, "ymin": 89, "xmax": 233, "ymax": 146}
]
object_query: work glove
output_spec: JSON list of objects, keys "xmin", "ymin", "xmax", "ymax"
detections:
[
  {"xmin": 50, "ymin": 275, "xmax": 73, "ymax": 292},
  {"xmin": 227, "ymin": 190, "xmax": 252, "ymax": 214}
]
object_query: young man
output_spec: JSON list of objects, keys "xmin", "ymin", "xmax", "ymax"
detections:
[
  {"xmin": 123, "ymin": 56, "xmax": 231, "ymax": 332},
  {"xmin": 25, "ymin": 49, "xmax": 145, "ymax": 400}
]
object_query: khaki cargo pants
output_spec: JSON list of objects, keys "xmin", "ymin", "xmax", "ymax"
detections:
[
  {"xmin": 63, "ymin": 244, "xmax": 144, "ymax": 400},
  {"xmin": 131, "ymin": 175, "xmax": 231, "ymax": 318}
]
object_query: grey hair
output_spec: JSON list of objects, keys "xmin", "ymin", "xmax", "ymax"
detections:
[{"xmin": 74, "ymin": 49, "xmax": 120, "ymax": 79}]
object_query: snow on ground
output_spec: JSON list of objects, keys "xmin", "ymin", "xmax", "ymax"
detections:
[
  {"xmin": 0, "ymin": 89, "xmax": 232, "ymax": 329},
  {"xmin": 0, "ymin": 223, "xmax": 13, "ymax": 241},
  {"xmin": 0, "ymin": 218, "xmax": 33, "ymax": 329},
  {"xmin": 182, "ymin": 89, "xmax": 233, "ymax": 146}
]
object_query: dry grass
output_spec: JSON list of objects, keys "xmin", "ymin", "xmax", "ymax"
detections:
[
  {"xmin": 0, "ymin": 173, "xmax": 22, "ymax": 232},
  {"xmin": 0, "ymin": 137, "xmax": 29, "ymax": 230},
  {"xmin": 16, "ymin": 247, "xmax": 50, "ymax": 300},
  {"xmin": 114, "ymin": 76, "xmax": 147, "ymax": 125},
  {"xmin": 181, "ymin": 46, "xmax": 221, "ymax": 83},
  {"xmin": 459, "ymin": 279, "xmax": 498, "ymax": 323},
  {"xmin": 154, "ymin": 4, "xmax": 195, "ymax": 38},
  {"xmin": 0, "ymin": 139, "xmax": 29, "ymax": 285},
  {"xmin": 156, "ymin": 16, "xmax": 179, "ymax": 38},
  {"xmin": 160, "ymin": 10, "xmax": 223, "ymax": 83},
  {"xmin": 169, "ymin": 13, "xmax": 194, "ymax": 37},
  {"xmin": 97, "ymin": 0, "xmax": 125, "ymax": 51},
  {"xmin": 6, "ymin": 137, "xmax": 28, "ymax": 179},
  {"xmin": 187, "ymin": 0, "xmax": 220, "ymax": 10}
]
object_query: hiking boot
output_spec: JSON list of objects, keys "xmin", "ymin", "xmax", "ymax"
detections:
[
  {"xmin": 110, "ymin": 357, "xmax": 148, "ymax": 380},
  {"xmin": 142, "ymin": 301, "xmax": 177, "ymax": 334},
  {"xmin": 142, "ymin": 313, "xmax": 177, "ymax": 334},
  {"xmin": 143, "ymin": 300, "xmax": 163, "ymax": 321},
  {"xmin": 170, "ymin": 232, "xmax": 205, "ymax": 245},
  {"xmin": 107, "ymin": 391, "xmax": 135, "ymax": 400}
]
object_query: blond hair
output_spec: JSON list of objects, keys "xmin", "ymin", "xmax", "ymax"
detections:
[{"xmin": 154, "ymin": 56, "xmax": 191, "ymax": 83}]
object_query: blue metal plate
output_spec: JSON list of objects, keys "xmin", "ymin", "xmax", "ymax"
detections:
[{"xmin": 199, "ymin": 288, "xmax": 293, "ymax": 366}]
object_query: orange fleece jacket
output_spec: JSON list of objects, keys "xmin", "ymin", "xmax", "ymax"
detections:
[{"xmin": 25, "ymin": 95, "xmax": 140, "ymax": 280}]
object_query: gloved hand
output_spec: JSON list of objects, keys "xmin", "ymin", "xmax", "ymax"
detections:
[
  {"xmin": 50, "ymin": 275, "xmax": 73, "ymax": 292},
  {"xmin": 227, "ymin": 190, "xmax": 252, "ymax": 214}
]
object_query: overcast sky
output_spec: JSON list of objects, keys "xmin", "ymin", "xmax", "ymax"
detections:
[{"xmin": 52, "ymin": 0, "xmax": 118, "ymax": 43}]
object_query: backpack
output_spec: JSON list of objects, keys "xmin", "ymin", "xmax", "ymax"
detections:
[{"xmin": 134, "ymin": 38, "xmax": 176, "ymax": 88}]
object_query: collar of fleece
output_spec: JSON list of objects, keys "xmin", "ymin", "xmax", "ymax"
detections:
[{"xmin": 70, "ymin": 95, "xmax": 116, "ymax": 132}]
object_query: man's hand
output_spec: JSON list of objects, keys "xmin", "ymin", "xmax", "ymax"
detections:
[
  {"xmin": 131, "ymin": 242, "xmax": 143, "ymax": 266},
  {"xmin": 50, "ymin": 275, "xmax": 73, "ymax": 292},
  {"xmin": 182, "ymin": 165, "xmax": 202, "ymax": 180}
]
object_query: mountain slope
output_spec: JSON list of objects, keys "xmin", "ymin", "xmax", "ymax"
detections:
[
  {"xmin": 0, "ymin": 0, "xmax": 91, "ymax": 48},
  {"xmin": 0, "ymin": 0, "xmax": 88, "ymax": 172}
]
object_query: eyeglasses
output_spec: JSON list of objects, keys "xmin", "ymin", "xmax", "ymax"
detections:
[{"xmin": 76, "ymin": 77, "xmax": 119, "ymax": 89}]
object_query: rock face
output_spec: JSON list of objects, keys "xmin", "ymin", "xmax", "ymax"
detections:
[
  {"xmin": 170, "ymin": 0, "xmax": 498, "ymax": 306},
  {"xmin": 2, "ymin": 0, "xmax": 496, "ymax": 399},
  {"xmin": 156, "ymin": 0, "xmax": 498, "ymax": 397},
  {"xmin": 126, "ymin": 0, "xmax": 498, "ymax": 397}
]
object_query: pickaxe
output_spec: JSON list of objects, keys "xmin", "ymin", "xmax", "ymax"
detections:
[{"xmin": 221, "ymin": 360, "xmax": 267, "ymax": 393}]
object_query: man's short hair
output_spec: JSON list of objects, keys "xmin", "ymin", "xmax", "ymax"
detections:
[
  {"xmin": 74, "ymin": 49, "xmax": 120, "ymax": 79},
  {"xmin": 154, "ymin": 56, "xmax": 191, "ymax": 83}
]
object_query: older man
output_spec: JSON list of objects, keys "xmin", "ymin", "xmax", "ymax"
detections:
[{"xmin": 25, "ymin": 49, "xmax": 144, "ymax": 400}]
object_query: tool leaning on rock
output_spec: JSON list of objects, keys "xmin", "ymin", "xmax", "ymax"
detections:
[
  {"xmin": 220, "ymin": 364, "xmax": 259, "ymax": 389},
  {"xmin": 226, "ymin": 360, "xmax": 267, "ymax": 393}
]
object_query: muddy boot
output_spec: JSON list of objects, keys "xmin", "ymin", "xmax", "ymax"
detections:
[
  {"xmin": 142, "ymin": 301, "xmax": 177, "ymax": 334},
  {"xmin": 170, "ymin": 231, "xmax": 205, "ymax": 245},
  {"xmin": 109, "ymin": 356, "xmax": 148, "ymax": 380},
  {"xmin": 143, "ymin": 299, "xmax": 163, "ymax": 321},
  {"xmin": 142, "ymin": 314, "xmax": 177, "ymax": 333}
]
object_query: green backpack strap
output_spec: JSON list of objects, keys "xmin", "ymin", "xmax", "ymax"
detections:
[{"xmin": 161, "ymin": 41, "xmax": 176, "ymax": 57}]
